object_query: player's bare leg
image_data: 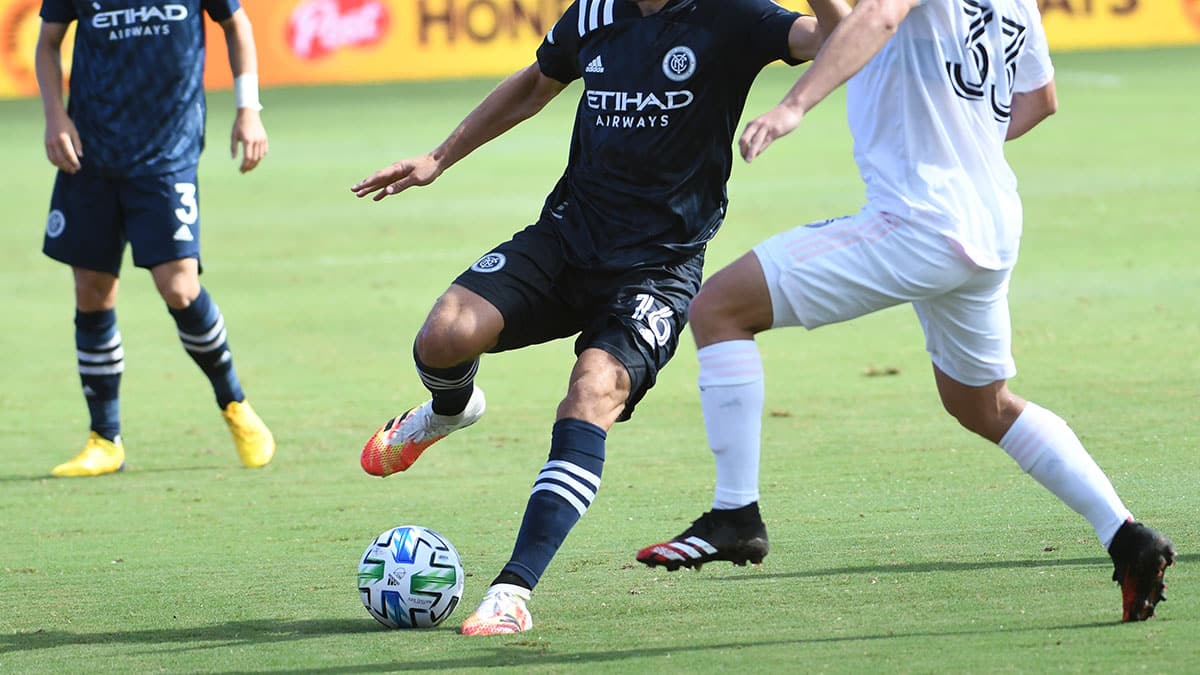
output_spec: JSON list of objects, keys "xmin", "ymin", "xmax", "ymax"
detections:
[{"xmin": 362, "ymin": 285, "xmax": 500, "ymax": 476}]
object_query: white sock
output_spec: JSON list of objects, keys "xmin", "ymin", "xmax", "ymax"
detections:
[
  {"xmin": 697, "ymin": 340, "xmax": 765, "ymax": 510},
  {"xmin": 999, "ymin": 402, "xmax": 1132, "ymax": 548}
]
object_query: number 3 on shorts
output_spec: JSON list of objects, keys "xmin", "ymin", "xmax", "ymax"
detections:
[{"xmin": 174, "ymin": 182, "xmax": 198, "ymax": 225}]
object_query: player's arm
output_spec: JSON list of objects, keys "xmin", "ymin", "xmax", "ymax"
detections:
[
  {"xmin": 787, "ymin": 0, "xmax": 854, "ymax": 62},
  {"xmin": 352, "ymin": 63, "xmax": 568, "ymax": 202},
  {"xmin": 741, "ymin": 0, "xmax": 918, "ymax": 162},
  {"xmin": 34, "ymin": 20, "xmax": 82, "ymax": 174},
  {"xmin": 218, "ymin": 8, "xmax": 268, "ymax": 173},
  {"xmin": 1006, "ymin": 79, "xmax": 1057, "ymax": 141}
]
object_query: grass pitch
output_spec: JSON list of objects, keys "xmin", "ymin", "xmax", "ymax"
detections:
[{"xmin": 1, "ymin": 47, "xmax": 1197, "ymax": 673}]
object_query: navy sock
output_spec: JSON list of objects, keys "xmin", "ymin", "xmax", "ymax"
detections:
[
  {"xmin": 76, "ymin": 309, "xmax": 122, "ymax": 441},
  {"xmin": 496, "ymin": 419, "xmax": 606, "ymax": 590},
  {"xmin": 169, "ymin": 287, "xmax": 243, "ymax": 408},
  {"xmin": 414, "ymin": 344, "xmax": 478, "ymax": 416}
]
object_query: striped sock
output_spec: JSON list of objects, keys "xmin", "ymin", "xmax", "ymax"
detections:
[
  {"xmin": 76, "ymin": 309, "xmax": 122, "ymax": 441},
  {"xmin": 415, "ymin": 346, "xmax": 479, "ymax": 416},
  {"xmin": 170, "ymin": 287, "xmax": 243, "ymax": 408},
  {"xmin": 498, "ymin": 419, "xmax": 605, "ymax": 589}
]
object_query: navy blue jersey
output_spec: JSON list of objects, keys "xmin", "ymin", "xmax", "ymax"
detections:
[
  {"xmin": 536, "ymin": 0, "xmax": 802, "ymax": 270},
  {"xmin": 40, "ymin": 0, "xmax": 240, "ymax": 177}
]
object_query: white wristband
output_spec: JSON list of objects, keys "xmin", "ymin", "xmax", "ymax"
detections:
[{"xmin": 234, "ymin": 73, "xmax": 263, "ymax": 111}]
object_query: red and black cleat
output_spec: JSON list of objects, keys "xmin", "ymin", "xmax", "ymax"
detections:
[
  {"xmin": 637, "ymin": 503, "xmax": 769, "ymax": 571},
  {"xmin": 1108, "ymin": 520, "xmax": 1176, "ymax": 622}
]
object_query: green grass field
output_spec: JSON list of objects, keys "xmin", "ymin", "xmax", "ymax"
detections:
[{"xmin": 1, "ymin": 47, "xmax": 1197, "ymax": 673}]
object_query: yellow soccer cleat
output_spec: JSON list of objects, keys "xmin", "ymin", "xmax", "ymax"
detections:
[
  {"xmin": 51, "ymin": 432, "xmax": 126, "ymax": 477},
  {"xmin": 223, "ymin": 400, "xmax": 275, "ymax": 468}
]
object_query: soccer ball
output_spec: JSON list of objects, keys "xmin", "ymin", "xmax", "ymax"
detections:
[{"xmin": 357, "ymin": 525, "xmax": 465, "ymax": 629}]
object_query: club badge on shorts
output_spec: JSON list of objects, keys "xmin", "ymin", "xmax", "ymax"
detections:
[{"xmin": 46, "ymin": 209, "xmax": 66, "ymax": 238}]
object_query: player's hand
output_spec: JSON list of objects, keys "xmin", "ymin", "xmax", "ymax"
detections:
[
  {"xmin": 351, "ymin": 155, "xmax": 442, "ymax": 202},
  {"xmin": 739, "ymin": 104, "xmax": 805, "ymax": 163},
  {"xmin": 44, "ymin": 112, "xmax": 83, "ymax": 174},
  {"xmin": 231, "ymin": 108, "xmax": 268, "ymax": 173}
]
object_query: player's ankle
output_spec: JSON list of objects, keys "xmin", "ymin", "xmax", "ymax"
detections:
[{"xmin": 490, "ymin": 571, "xmax": 531, "ymax": 591}]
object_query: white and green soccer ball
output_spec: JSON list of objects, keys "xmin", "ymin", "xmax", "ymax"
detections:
[{"xmin": 357, "ymin": 525, "xmax": 464, "ymax": 629}]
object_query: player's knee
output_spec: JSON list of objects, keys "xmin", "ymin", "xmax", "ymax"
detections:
[
  {"xmin": 414, "ymin": 288, "xmax": 500, "ymax": 366},
  {"xmin": 414, "ymin": 323, "xmax": 474, "ymax": 367},
  {"xmin": 157, "ymin": 287, "xmax": 191, "ymax": 310},
  {"xmin": 687, "ymin": 285, "xmax": 729, "ymax": 337},
  {"xmin": 150, "ymin": 271, "xmax": 200, "ymax": 310},
  {"xmin": 155, "ymin": 279, "xmax": 200, "ymax": 310},
  {"xmin": 414, "ymin": 306, "xmax": 495, "ymax": 367},
  {"xmin": 73, "ymin": 270, "xmax": 118, "ymax": 311}
]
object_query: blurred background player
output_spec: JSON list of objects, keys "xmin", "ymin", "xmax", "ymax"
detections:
[
  {"xmin": 36, "ymin": 0, "xmax": 274, "ymax": 477},
  {"xmin": 354, "ymin": 0, "xmax": 849, "ymax": 636},
  {"xmin": 635, "ymin": 0, "xmax": 1175, "ymax": 622}
]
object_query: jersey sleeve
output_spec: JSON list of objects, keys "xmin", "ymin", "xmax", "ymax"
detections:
[
  {"xmin": 203, "ymin": 0, "xmax": 241, "ymax": 22},
  {"xmin": 39, "ymin": 0, "xmax": 77, "ymax": 23},
  {"xmin": 734, "ymin": 0, "xmax": 805, "ymax": 68},
  {"xmin": 1013, "ymin": 10, "xmax": 1054, "ymax": 93},
  {"xmin": 536, "ymin": 1, "xmax": 584, "ymax": 84}
]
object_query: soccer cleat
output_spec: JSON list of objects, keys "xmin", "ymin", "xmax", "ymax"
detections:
[
  {"xmin": 1108, "ymin": 520, "xmax": 1176, "ymax": 622},
  {"xmin": 51, "ymin": 432, "xmax": 126, "ymax": 477},
  {"xmin": 360, "ymin": 386, "xmax": 486, "ymax": 477},
  {"xmin": 222, "ymin": 400, "xmax": 275, "ymax": 468},
  {"xmin": 636, "ymin": 503, "xmax": 769, "ymax": 571},
  {"xmin": 460, "ymin": 584, "xmax": 533, "ymax": 636}
]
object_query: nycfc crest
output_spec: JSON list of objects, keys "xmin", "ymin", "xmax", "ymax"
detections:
[
  {"xmin": 46, "ymin": 209, "xmax": 66, "ymax": 238},
  {"xmin": 662, "ymin": 46, "xmax": 696, "ymax": 82}
]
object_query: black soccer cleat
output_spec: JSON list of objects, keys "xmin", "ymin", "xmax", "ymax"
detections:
[
  {"xmin": 636, "ymin": 503, "xmax": 769, "ymax": 571},
  {"xmin": 1107, "ymin": 520, "xmax": 1176, "ymax": 622}
]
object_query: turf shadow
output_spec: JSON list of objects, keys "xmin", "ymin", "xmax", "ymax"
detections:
[
  {"xmin": 208, "ymin": 619, "xmax": 1128, "ymax": 673},
  {"xmin": 0, "ymin": 618, "xmax": 383, "ymax": 655},
  {"xmin": 704, "ymin": 552, "xmax": 1196, "ymax": 581}
]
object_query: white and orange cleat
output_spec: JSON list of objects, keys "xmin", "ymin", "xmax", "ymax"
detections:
[
  {"xmin": 460, "ymin": 583, "xmax": 533, "ymax": 636},
  {"xmin": 360, "ymin": 387, "xmax": 485, "ymax": 477}
]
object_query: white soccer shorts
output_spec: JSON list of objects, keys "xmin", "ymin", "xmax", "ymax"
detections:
[{"xmin": 752, "ymin": 208, "xmax": 1018, "ymax": 387}]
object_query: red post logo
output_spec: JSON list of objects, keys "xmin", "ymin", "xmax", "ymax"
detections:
[{"xmin": 286, "ymin": 0, "xmax": 391, "ymax": 60}]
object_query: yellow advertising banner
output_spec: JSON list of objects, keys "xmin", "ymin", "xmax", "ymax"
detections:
[{"xmin": 2, "ymin": 0, "xmax": 1199, "ymax": 99}]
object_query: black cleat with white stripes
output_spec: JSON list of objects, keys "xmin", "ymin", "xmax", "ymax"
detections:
[{"xmin": 636, "ymin": 502, "xmax": 769, "ymax": 571}]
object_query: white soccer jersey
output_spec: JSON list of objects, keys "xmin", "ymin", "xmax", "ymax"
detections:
[{"xmin": 846, "ymin": 0, "xmax": 1054, "ymax": 269}]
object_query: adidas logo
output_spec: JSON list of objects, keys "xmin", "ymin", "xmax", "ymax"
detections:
[
  {"xmin": 585, "ymin": 55, "xmax": 604, "ymax": 73},
  {"xmin": 173, "ymin": 225, "xmax": 194, "ymax": 242}
]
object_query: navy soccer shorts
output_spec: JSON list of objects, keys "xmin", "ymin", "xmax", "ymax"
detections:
[
  {"xmin": 453, "ymin": 218, "xmax": 703, "ymax": 422},
  {"xmin": 43, "ymin": 166, "xmax": 202, "ymax": 276}
]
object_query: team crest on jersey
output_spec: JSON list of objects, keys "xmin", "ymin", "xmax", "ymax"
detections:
[
  {"xmin": 662, "ymin": 46, "xmax": 696, "ymax": 82},
  {"xmin": 470, "ymin": 253, "xmax": 507, "ymax": 273},
  {"xmin": 46, "ymin": 209, "xmax": 66, "ymax": 238}
]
